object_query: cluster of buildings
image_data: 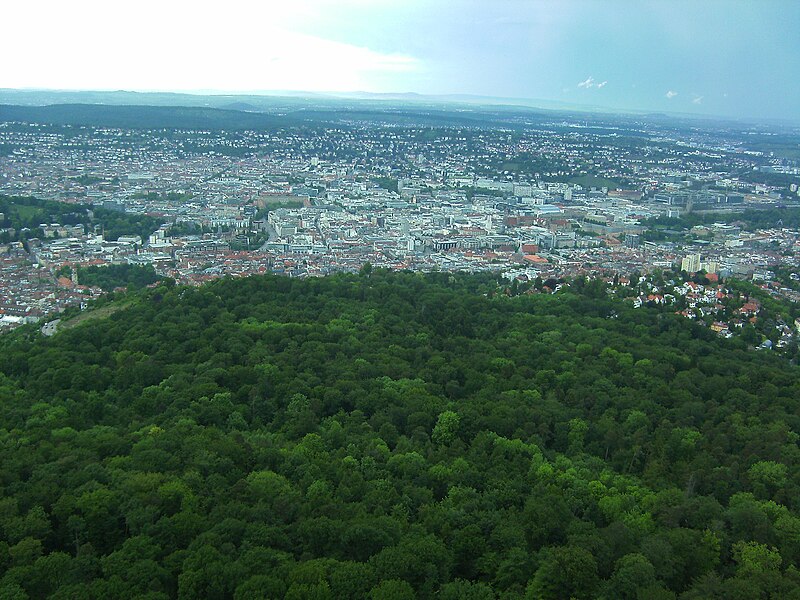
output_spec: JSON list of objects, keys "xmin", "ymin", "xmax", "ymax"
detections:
[
  {"xmin": 621, "ymin": 274, "xmax": 800, "ymax": 349},
  {"xmin": 0, "ymin": 243, "xmax": 99, "ymax": 327},
  {"xmin": 0, "ymin": 112, "xmax": 798, "ymax": 331}
]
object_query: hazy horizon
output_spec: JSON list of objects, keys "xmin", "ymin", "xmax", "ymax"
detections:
[{"xmin": 3, "ymin": 1, "xmax": 799, "ymax": 121}]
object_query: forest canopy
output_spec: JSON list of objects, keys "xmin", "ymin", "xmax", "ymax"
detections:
[{"xmin": 0, "ymin": 270, "xmax": 799, "ymax": 599}]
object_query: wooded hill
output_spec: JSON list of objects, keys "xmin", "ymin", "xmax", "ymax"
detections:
[{"xmin": 0, "ymin": 271, "xmax": 799, "ymax": 599}]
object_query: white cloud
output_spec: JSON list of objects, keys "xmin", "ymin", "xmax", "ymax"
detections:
[
  {"xmin": 0, "ymin": 0, "xmax": 421, "ymax": 92},
  {"xmin": 692, "ymin": 96, "xmax": 704, "ymax": 104},
  {"xmin": 578, "ymin": 77, "xmax": 607, "ymax": 90},
  {"xmin": 666, "ymin": 90, "xmax": 678, "ymax": 99}
]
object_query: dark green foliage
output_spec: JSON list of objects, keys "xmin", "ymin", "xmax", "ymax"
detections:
[
  {"xmin": 527, "ymin": 546, "xmax": 599, "ymax": 599},
  {"xmin": 89, "ymin": 206, "xmax": 163, "ymax": 241},
  {"xmin": 77, "ymin": 264, "xmax": 161, "ymax": 292},
  {"xmin": 0, "ymin": 271, "xmax": 799, "ymax": 597},
  {"xmin": 374, "ymin": 177, "xmax": 399, "ymax": 194}
]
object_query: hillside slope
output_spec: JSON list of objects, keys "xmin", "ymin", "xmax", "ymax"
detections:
[{"xmin": 0, "ymin": 272, "xmax": 799, "ymax": 599}]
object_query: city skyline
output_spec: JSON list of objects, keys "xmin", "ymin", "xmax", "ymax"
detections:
[{"xmin": 3, "ymin": 0, "xmax": 800, "ymax": 121}]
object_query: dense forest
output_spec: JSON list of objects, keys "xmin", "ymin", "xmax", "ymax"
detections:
[{"xmin": 1, "ymin": 271, "xmax": 799, "ymax": 599}]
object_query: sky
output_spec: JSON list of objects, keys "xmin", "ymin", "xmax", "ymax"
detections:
[{"xmin": 3, "ymin": 0, "xmax": 799, "ymax": 121}]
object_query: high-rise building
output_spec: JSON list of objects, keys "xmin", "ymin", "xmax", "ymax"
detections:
[
  {"xmin": 625, "ymin": 234, "xmax": 641, "ymax": 248},
  {"xmin": 681, "ymin": 254, "xmax": 701, "ymax": 272},
  {"xmin": 680, "ymin": 254, "xmax": 718, "ymax": 274},
  {"xmin": 700, "ymin": 260, "xmax": 718, "ymax": 274}
]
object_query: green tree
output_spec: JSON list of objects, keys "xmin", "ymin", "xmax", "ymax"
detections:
[
  {"xmin": 432, "ymin": 411, "xmax": 460, "ymax": 445},
  {"xmin": 527, "ymin": 546, "xmax": 598, "ymax": 600},
  {"xmin": 369, "ymin": 580, "xmax": 415, "ymax": 600},
  {"xmin": 605, "ymin": 553, "xmax": 658, "ymax": 599},
  {"xmin": 732, "ymin": 541, "xmax": 782, "ymax": 578}
]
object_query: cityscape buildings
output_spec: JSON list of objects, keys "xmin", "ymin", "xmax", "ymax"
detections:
[{"xmin": 0, "ymin": 104, "xmax": 798, "ymax": 335}]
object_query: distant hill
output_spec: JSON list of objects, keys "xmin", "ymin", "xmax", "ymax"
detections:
[
  {"xmin": 218, "ymin": 102, "xmax": 262, "ymax": 112},
  {"xmin": 0, "ymin": 101, "xmax": 547, "ymax": 131},
  {"xmin": 0, "ymin": 103, "xmax": 296, "ymax": 130},
  {"xmin": 0, "ymin": 89, "xmax": 319, "ymax": 112},
  {"xmin": 0, "ymin": 89, "xmax": 781, "ymax": 130},
  {"xmin": 0, "ymin": 88, "xmax": 596, "ymax": 114}
]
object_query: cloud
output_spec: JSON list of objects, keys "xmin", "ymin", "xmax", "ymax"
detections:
[
  {"xmin": 692, "ymin": 96, "xmax": 703, "ymax": 104},
  {"xmin": 578, "ymin": 77, "xmax": 607, "ymax": 89},
  {"xmin": 666, "ymin": 90, "xmax": 678, "ymax": 99}
]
